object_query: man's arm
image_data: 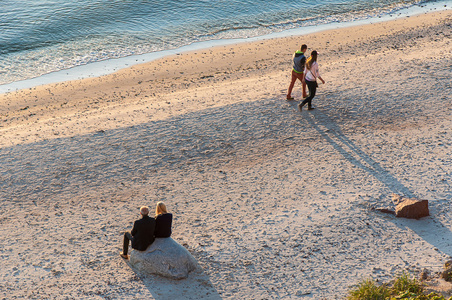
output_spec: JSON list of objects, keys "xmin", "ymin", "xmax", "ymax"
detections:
[{"xmin": 131, "ymin": 221, "xmax": 138, "ymax": 236}]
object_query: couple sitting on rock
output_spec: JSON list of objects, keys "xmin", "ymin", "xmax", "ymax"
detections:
[{"xmin": 120, "ymin": 201, "xmax": 172, "ymax": 259}]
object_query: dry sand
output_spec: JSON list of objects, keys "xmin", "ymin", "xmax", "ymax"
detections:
[{"xmin": 1, "ymin": 10, "xmax": 452, "ymax": 299}]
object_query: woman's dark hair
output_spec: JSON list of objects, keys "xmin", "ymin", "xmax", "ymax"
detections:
[{"xmin": 306, "ymin": 50, "xmax": 318, "ymax": 70}]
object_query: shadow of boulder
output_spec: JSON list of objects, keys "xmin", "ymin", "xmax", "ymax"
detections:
[{"xmin": 124, "ymin": 238, "xmax": 221, "ymax": 299}]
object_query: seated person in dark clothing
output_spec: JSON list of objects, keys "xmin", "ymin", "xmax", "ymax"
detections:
[
  {"xmin": 120, "ymin": 206, "xmax": 155, "ymax": 259},
  {"xmin": 154, "ymin": 201, "xmax": 172, "ymax": 238}
]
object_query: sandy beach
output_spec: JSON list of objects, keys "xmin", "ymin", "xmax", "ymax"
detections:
[{"xmin": 1, "ymin": 10, "xmax": 452, "ymax": 299}]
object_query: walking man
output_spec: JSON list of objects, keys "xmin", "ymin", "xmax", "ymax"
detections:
[{"xmin": 287, "ymin": 44, "xmax": 308, "ymax": 100}]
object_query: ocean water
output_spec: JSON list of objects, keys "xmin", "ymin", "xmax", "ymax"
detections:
[{"xmin": 0, "ymin": 0, "xmax": 449, "ymax": 88}]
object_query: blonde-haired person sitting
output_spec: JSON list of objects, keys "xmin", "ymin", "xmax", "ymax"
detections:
[{"xmin": 154, "ymin": 202, "xmax": 172, "ymax": 238}]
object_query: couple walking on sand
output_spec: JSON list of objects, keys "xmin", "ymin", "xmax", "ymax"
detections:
[
  {"xmin": 120, "ymin": 201, "xmax": 173, "ymax": 259},
  {"xmin": 286, "ymin": 44, "xmax": 325, "ymax": 111}
]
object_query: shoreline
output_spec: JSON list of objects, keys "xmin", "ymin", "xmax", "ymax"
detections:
[
  {"xmin": 1, "ymin": 9, "xmax": 451, "ymax": 299},
  {"xmin": 0, "ymin": 1, "xmax": 449, "ymax": 94}
]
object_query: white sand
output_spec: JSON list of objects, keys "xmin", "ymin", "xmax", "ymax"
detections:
[{"xmin": 1, "ymin": 10, "xmax": 452, "ymax": 299}]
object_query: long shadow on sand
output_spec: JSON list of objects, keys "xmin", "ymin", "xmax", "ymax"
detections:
[
  {"xmin": 297, "ymin": 105, "xmax": 452, "ymax": 257},
  {"xmin": 0, "ymin": 100, "xmax": 300, "ymax": 215},
  {"xmin": 0, "ymin": 99, "xmax": 290, "ymax": 204},
  {"xmin": 122, "ymin": 259, "xmax": 221, "ymax": 300},
  {"xmin": 300, "ymin": 106, "xmax": 414, "ymax": 198}
]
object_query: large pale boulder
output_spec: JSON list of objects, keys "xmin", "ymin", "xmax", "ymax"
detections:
[
  {"xmin": 129, "ymin": 238, "xmax": 199, "ymax": 279},
  {"xmin": 394, "ymin": 196, "xmax": 429, "ymax": 219}
]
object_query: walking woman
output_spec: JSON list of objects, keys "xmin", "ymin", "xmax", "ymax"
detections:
[{"xmin": 298, "ymin": 50, "xmax": 325, "ymax": 111}]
